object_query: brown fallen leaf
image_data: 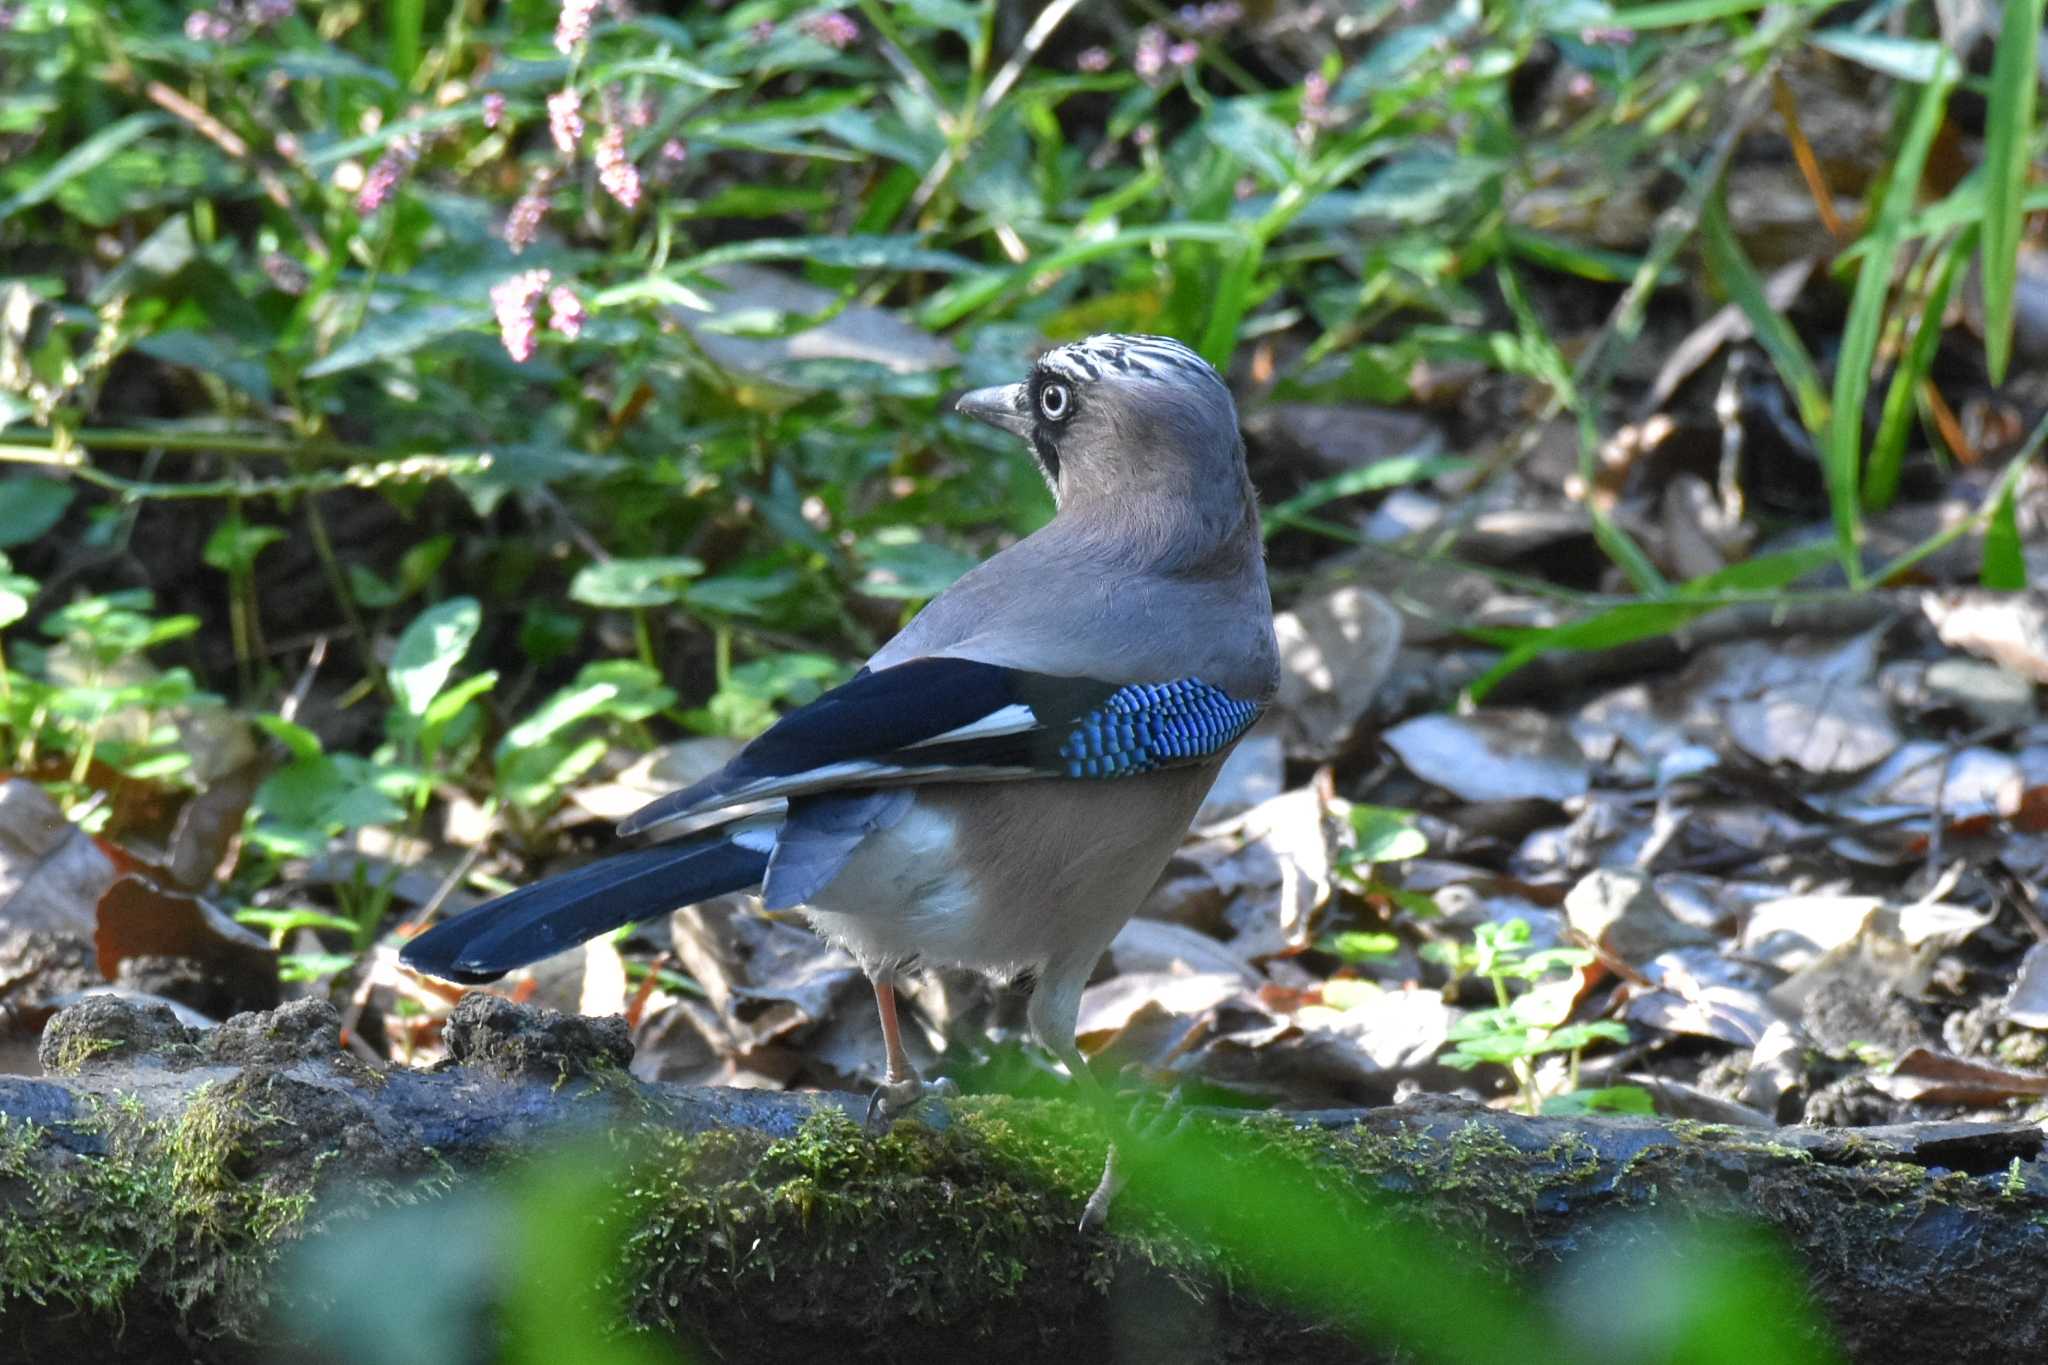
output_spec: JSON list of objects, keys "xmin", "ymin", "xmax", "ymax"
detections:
[
  {"xmin": 1871, "ymin": 1047, "xmax": 2048, "ymax": 1106},
  {"xmin": 92, "ymin": 875, "xmax": 279, "ymax": 1013}
]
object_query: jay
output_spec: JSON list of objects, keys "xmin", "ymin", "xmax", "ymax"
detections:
[{"xmin": 403, "ymin": 333, "xmax": 1279, "ymax": 1162}]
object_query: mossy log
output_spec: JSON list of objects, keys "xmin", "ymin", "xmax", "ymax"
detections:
[{"xmin": 3, "ymin": 994, "xmax": 2046, "ymax": 1365}]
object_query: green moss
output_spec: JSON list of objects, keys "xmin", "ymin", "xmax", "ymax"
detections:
[
  {"xmin": 39, "ymin": 1032, "xmax": 121, "ymax": 1076},
  {"xmin": 0, "ymin": 1080, "xmax": 320, "ymax": 1335}
]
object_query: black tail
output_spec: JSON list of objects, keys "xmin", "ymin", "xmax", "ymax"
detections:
[{"xmin": 399, "ymin": 832, "xmax": 769, "ymax": 983}]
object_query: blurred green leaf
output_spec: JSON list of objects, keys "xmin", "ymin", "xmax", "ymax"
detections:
[
  {"xmin": 202, "ymin": 516, "xmax": 286, "ymax": 574},
  {"xmin": 1347, "ymin": 805, "xmax": 1429, "ymax": 864},
  {"xmin": 0, "ymin": 477, "xmax": 71, "ymax": 548},
  {"xmin": 0, "ymin": 112, "xmax": 170, "ymax": 222},
  {"xmin": 1701, "ymin": 193, "xmax": 1825, "ymax": 436},
  {"xmin": 1868, "ymin": 228, "xmax": 1971, "ymax": 509},
  {"xmin": 1983, "ymin": 480, "xmax": 2029, "ymax": 590},
  {"xmin": 304, "ymin": 305, "xmax": 482, "ymax": 378},
  {"xmin": 1809, "ymin": 30, "xmax": 1949, "ymax": 83},
  {"xmin": 1980, "ymin": 0, "xmax": 2046, "ymax": 383},
  {"xmin": 1828, "ymin": 49, "xmax": 1957, "ymax": 583},
  {"xmin": 856, "ymin": 528, "xmax": 977, "ymax": 601},
  {"xmin": 390, "ymin": 597, "xmax": 482, "ymax": 719},
  {"xmin": 1542, "ymin": 1085, "xmax": 1656, "ymax": 1116},
  {"xmin": 569, "ymin": 557, "xmax": 705, "ymax": 608}
]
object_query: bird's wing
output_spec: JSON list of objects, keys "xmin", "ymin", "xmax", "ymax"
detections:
[{"xmin": 618, "ymin": 655, "xmax": 1264, "ymax": 839}]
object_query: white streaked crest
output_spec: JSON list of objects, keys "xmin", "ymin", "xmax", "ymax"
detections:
[{"xmin": 1035, "ymin": 334, "xmax": 1223, "ymax": 392}]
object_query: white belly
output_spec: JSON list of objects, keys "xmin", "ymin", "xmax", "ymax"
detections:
[{"xmin": 799, "ymin": 803, "xmax": 1005, "ymax": 973}]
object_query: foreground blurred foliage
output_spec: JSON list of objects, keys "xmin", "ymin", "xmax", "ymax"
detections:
[{"xmin": 2, "ymin": 0, "xmax": 2042, "ymax": 1356}]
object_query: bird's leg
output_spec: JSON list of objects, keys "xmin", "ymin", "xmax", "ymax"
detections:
[
  {"xmin": 1028, "ymin": 973, "xmax": 1155, "ymax": 1230},
  {"xmin": 863, "ymin": 969, "xmax": 955, "ymax": 1129}
]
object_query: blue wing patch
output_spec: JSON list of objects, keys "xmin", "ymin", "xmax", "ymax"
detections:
[{"xmin": 1057, "ymin": 679, "xmax": 1261, "ymax": 778}]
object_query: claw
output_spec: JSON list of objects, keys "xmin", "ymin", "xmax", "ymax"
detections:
[
  {"xmin": 1078, "ymin": 1086, "xmax": 1189, "ymax": 1231},
  {"xmin": 864, "ymin": 1074, "xmax": 958, "ymax": 1132}
]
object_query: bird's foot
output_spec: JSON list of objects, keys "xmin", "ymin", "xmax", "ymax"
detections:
[
  {"xmin": 1080, "ymin": 1086, "xmax": 1188, "ymax": 1231},
  {"xmin": 864, "ymin": 1074, "xmax": 959, "ymax": 1132}
]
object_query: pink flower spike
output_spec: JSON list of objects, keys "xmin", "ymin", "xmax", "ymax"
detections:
[
  {"xmin": 595, "ymin": 125, "xmax": 643, "ymax": 209},
  {"xmin": 491, "ymin": 269, "xmax": 551, "ymax": 363},
  {"xmin": 354, "ymin": 135, "xmax": 418, "ymax": 215},
  {"xmin": 1076, "ymin": 46, "xmax": 1110, "ymax": 73},
  {"xmin": 660, "ymin": 138, "xmax": 687, "ymax": 162},
  {"xmin": 555, "ymin": 0, "xmax": 598, "ymax": 52},
  {"xmin": 801, "ymin": 10, "xmax": 858, "ymax": 49},
  {"xmin": 482, "ymin": 92, "xmax": 506, "ymax": 129},
  {"xmin": 1134, "ymin": 26, "xmax": 1167, "ymax": 83},
  {"xmin": 503, "ymin": 185, "xmax": 550, "ymax": 254},
  {"xmin": 547, "ymin": 285, "xmax": 587, "ymax": 340},
  {"xmin": 547, "ymin": 88, "xmax": 585, "ymax": 158}
]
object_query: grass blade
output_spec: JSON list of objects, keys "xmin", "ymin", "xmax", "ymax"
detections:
[
  {"xmin": 1980, "ymin": 0, "xmax": 2047, "ymax": 383},
  {"xmin": 388, "ymin": 0, "xmax": 425, "ymax": 86},
  {"xmin": 1866, "ymin": 226, "xmax": 1972, "ymax": 508},
  {"xmin": 1983, "ymin": 479, "xmax": 2029, "ymax": 590},
  {"xmin": 1701, "ymin": 191, "xmax": 1827, "ymax": 436},
  {"xmin": 1828, "ymin": 49, "xmax": 1957, "ymax": 586}
]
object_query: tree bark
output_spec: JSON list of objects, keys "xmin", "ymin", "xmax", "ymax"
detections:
[{"xmin": 3, "ymin": 993, "xmax": 2043, "ymax": 1365}]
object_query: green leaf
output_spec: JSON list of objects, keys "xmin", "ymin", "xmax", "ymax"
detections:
[
  {"xmin": 254, "ymin": 714, "xmax": 325, "ymax": 762},
  {"xmin": 503, "ymin": 681, "xmax": 622, "ymax": 750},
  {"xmin": 0, "ymin": 477, "xmax": 71, "ymax": 548},
  {"xmin": 1701, "ymin": 193, "xmax": 1826, "ymax": 436},
  {"xmin": 421, "ymin": 670, "xmax": 500, "ymax": 737},
  {"xmin": 676, "ymin": 235, "xmax": 975, "ymax": 275},
  {"xmin": 236, "ymin": 905, "xmax": 363, "ymax": 939},
  {"xmin": 1263, "ymin": 452, "xmax": 1474, "ymax": 537},
  {"xmin": 569, "ymin": 556, "xmax": 705, "ymax": 608},
  {"xmin": 0, "ymin": 565, "xmax": 35, "ymax": 630},
  {"xmin": 1809, "ymin": 30, "xmax": 1950, "ymax": 84},
  {"xmin": 1348, "ymin": 805, "xmax": 1429, "ymax": 864},
  {"xmin": 1323, "ymin": 931, "xmax": 1401, "ymax": 961},
  {"xmin": 1980, "ymin": 0, "xmax": 2046, "ymax": 383},
  {"xmin": 202, "ymin": 516, "xmax": 286, "ymax": 574},
  {"xmin": 856, "ymin": 529, "xmax": 977, "ymax": 601},
  {"xmin": 1678, "ymin": 545, "xmax": 1837, "ymax": 596},
  {"xmin": 389, "ymin": 597, "xmax": 481, "ymax": 718},
  {"xmin": 684, "ymin": 569, "xmax": 800, "ymax": 617},
  {"xmin": 1203, "ymin": 99, "xmax": 1300, "ymax": 185},
  {"xmin": 1351, "ymin": 151, "xmax": 1498, "ymax": 225},
  {"xmin": 1465, "ymin": 600, "xmax": 1718, "ymax": 703},
  {"xmin": 0, "ymin": 112, "xmax": 171, "ymax": 223},
  {"xmin": 303, "ymin": 304, "xmax": 482, "ymax": 378},
  {"xmin": 134, "ymin": 331, "xmax": 273, "ymax": 402},
  {"xmin": 256, "ymin": 754, "xmax": 407, "ymax": 830},
  {"xmin": 1983, "ymin": 480, "xmax": 2029, "ymax": 590},
  {"xmin": 1541, "ymin": 1085, "xmax": 1656, "ymax": 1116}
]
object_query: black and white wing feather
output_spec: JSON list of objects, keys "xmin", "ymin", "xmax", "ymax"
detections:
[{"xmin": 619, "ymin": 656, "xmax": 1262, "ymax": 838}]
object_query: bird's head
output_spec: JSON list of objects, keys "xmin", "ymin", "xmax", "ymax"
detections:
[{"xmin": 956, "ymin": 334, "xmax": 1248, "ymax": 520}]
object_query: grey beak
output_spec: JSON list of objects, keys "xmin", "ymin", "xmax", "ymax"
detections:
[{"xmin": 955, "ymin": 383, "xmax": 1035, "ymax": 440}]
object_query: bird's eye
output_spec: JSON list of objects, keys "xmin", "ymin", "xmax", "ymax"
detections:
[{"xmin": 1038, "ymin": 382, "xmax": 1071, "ymax": 421}]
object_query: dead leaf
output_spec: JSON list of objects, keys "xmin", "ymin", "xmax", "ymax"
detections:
[
  {"xmin": 93, "ymin": 875, "xmax": 279, "ymax": 1011},
  {"xmin": 1923, "ymin": 591, "xmax": 2048, "ymax": 684},
  {"xmin": 1724, "ymin": 678, "xmax": 1899, "ymax": 774},
  {"xmin": 1273, "ymin": 585, "xmax": 1402, "ymax": 753},
  {"xmin": 1384, "ymin": 710, "xmax": 1590, "ymax": 804},
  {"xmin": 1871, "ymin": 1047, "xmax": 2048, "ymax": 1106},
  {"xmin": 1567, "ymin": 870, "xmax": 1718, "ymax": 965},
  {"xmin": 2002, "ymin": 942, "xmax": 2048, "ymax": 1029},
  {"xmin": 0, "ymin": 779, "xmax": 115, "ymax": 937}
]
